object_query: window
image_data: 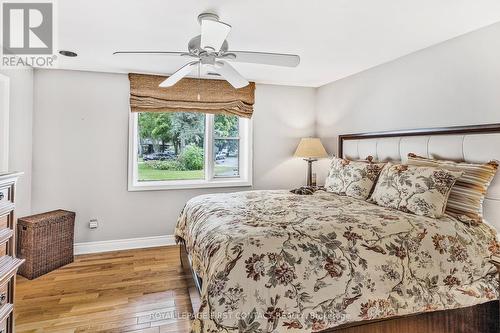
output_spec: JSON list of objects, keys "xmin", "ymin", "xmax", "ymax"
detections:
[{"xmin": 128, "ymin": 112, "xmax": 252, "ymax": 190}]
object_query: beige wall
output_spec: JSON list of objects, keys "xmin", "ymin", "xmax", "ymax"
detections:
[
  {"xmin": 315, "ymin": 22, "xmax": 500, "ymax": 182},
  {"xmin": 31, "ymin": 69, "xmax": 316, "ymax": 242}
]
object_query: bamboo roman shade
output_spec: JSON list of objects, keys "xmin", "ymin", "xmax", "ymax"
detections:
[{"xmin": 128, "ymin": 73, "xmax": 255, "ymax": 118}]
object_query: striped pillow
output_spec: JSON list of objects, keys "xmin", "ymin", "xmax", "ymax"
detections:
[{"xmin": 407, "ymin": 153, "xmax": 499, "ymax": 224}]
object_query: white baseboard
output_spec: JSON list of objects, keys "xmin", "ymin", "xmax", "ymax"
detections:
[{"xmin": 74, "ymin": 235, "xmax": 176, "ymax": 255}]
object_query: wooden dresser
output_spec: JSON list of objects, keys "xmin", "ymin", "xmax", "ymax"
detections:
[{"xmin": 0, "ymin": 173, "xmax": 24, "ymax": 333}]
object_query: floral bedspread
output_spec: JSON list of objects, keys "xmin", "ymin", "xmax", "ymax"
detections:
[{"xmin": 175, "ymin": 190, "xmax": 499, "ymax": 333}]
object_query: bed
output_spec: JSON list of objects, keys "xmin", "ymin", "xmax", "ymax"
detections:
[{"xmin": 176, "ymin": 123, "xmax": 500, "ymax": 333}]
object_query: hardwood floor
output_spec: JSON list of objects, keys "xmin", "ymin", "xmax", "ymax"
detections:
[{"xmin": 15, "ymin": 246, "xmax": 194, "ymax": 333}]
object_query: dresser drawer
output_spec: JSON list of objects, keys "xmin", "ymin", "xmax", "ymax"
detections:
[
  {"xmin": 0, "ymin": 216, "xmax": 6, "ymax": 230},
  {"xmin": 0, "ymin": 187, "xmax": 11, "ymax": 207},
  {"xmin": 0, "ymin": 215, "xmax": 12, "ymax": 258},
  {"xmin": 0, "ymin": 258, "xmax": 24, "ymax": 328},
  {"xmin": 0, "ymin": 317, "xmax": 6, "ymax": 333},
  {"xmin": 0, "ymin": 239, "xmax": 6, "ymax": 257},
  {"xmin": 0, "ymin": 282, "xmax": 10, "ymax": 333},
  {"xmin": 0, "ymin": 301, "xmax": 11, "ymax": 333},
  {"xmin": 0, "ymin": 282, "xmax": 7, "ymax": 308}
]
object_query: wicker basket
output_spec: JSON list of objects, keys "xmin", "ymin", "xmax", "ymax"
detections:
[{"xmin": 17, "ymin": 210, "xmax": 75, "ymax": 279}]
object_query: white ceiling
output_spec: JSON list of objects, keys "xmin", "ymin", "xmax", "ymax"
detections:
[{"xmin": 53, "ymin": 0, "xmax": 500, "ymax": 87}]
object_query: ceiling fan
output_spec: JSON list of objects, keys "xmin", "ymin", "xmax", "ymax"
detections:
[{"xmin": 113, "ymin": 13, "xmax": 300, "ymax": 89}]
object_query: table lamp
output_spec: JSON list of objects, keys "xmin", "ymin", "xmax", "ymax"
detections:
[{"xmin": 294, "ymin": 137, "xmax": 328, "ymax": 186}]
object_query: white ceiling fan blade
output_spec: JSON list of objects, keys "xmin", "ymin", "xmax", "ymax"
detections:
[
  {"xmin": 200, "ymin": 19, "xmax": 231, "ymax": 52},
  {"xmin": 226, "ymin": 51, "xmax": 300, "ymax": 67},
  {"xmin": 213, "ymin": 61, "xmax": 249, "ymax": 89},
  {"xmin": 113, "ymin": 51, "xmax": 188, "ymax": 56},
  {"xmin": 159, "ymin": 61, "xmax": 199, "ymax": 88}
]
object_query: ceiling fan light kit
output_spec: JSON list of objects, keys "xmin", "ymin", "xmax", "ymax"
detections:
[
  {"xmin": 114, "ymin": 12, "xmax": 300, "ymax": 89},
  {"xmin": 199, "ymin": 13, "xmax": 231, "ymax": 52}
]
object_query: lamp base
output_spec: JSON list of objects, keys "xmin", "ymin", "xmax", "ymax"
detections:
[{"xmin": 305, "ymin": 158, "xmax": 317, "ymax": 187}]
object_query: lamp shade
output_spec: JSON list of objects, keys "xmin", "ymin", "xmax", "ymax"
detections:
[{"xmin": 294, "ymin": 137, "xmax": 328, "ymax": 159}]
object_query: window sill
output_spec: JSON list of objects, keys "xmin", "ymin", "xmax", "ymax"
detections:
[{"xmin": 128, "ymin": 179, "xmax": 253, "ymax": 192}]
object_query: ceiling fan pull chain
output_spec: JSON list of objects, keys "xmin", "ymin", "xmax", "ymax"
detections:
[{"xmin": 197, "ymin": 61, "xmax": 201, "ymax": 101}]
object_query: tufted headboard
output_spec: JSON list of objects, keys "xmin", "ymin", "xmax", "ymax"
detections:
[{"xmin": 338, "ymin": 123, "xmax": 500, "ymax": 233}]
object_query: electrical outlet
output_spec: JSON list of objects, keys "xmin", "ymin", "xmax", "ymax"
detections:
[{"xmin": 89, "ymin": 218, "xmax": 98, "ymax": 229}]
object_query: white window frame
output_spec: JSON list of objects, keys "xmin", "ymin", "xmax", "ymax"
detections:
[{"xmin": 128, "ymin": 112, "xmax": 253, "ymax": 191}]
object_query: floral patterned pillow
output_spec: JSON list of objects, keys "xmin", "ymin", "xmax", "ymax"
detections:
[
  {"xmin": 370, "ymin": 163, "xmax": 463, "ymax": 218},
  {"xmin": 324, "ymin": 157, "xmax": 385, "ymax": 200}
]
